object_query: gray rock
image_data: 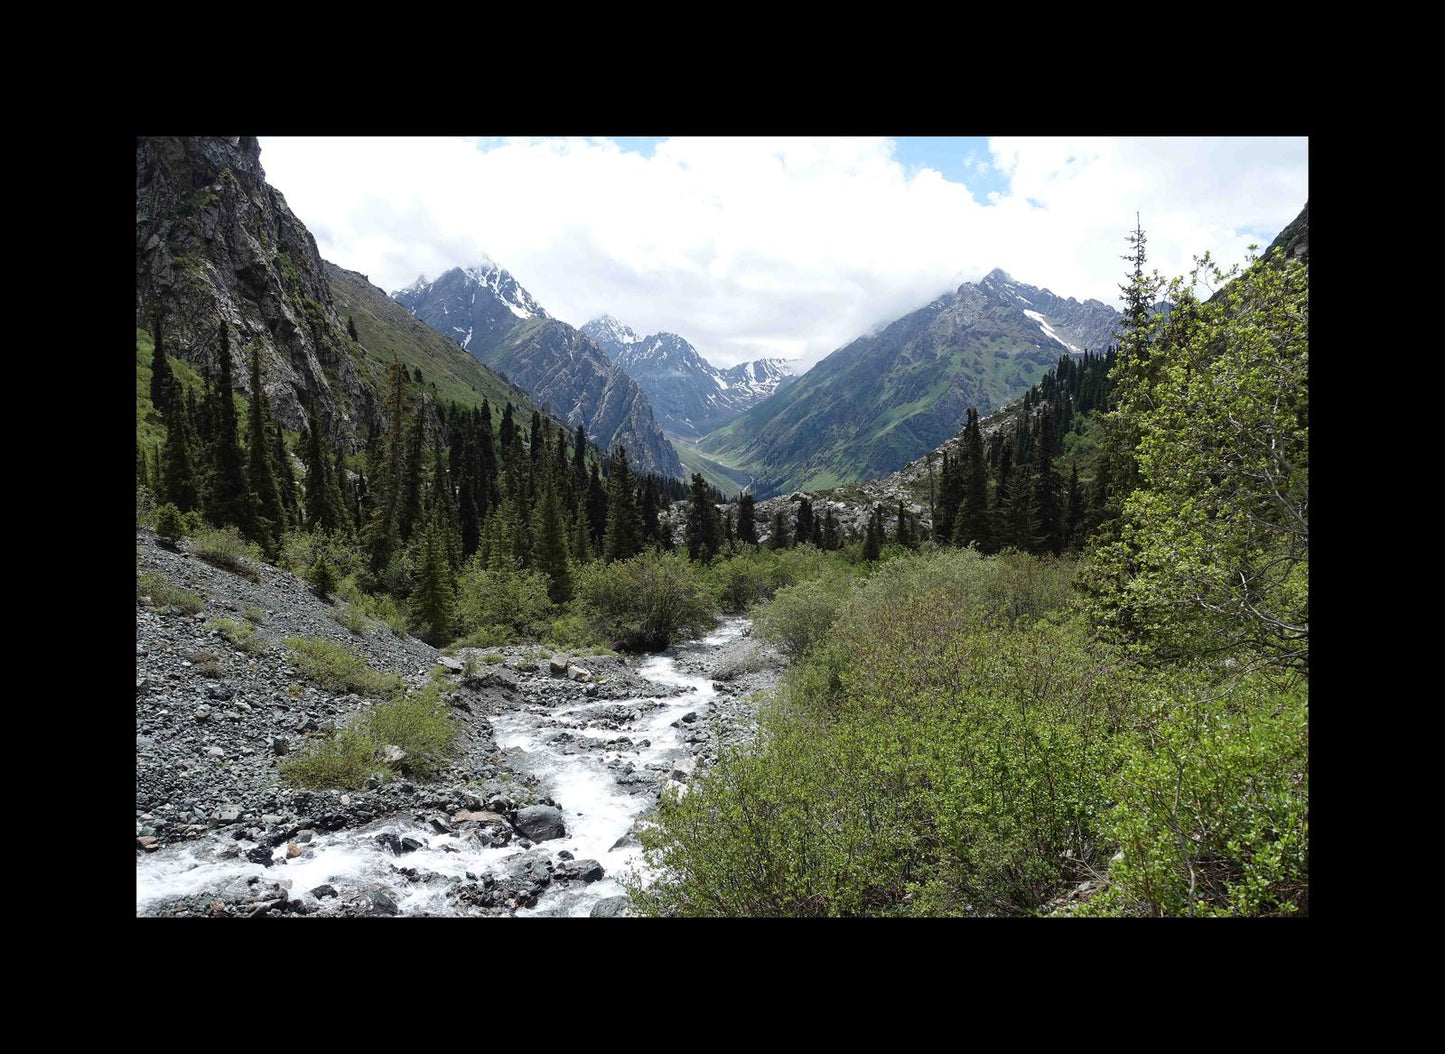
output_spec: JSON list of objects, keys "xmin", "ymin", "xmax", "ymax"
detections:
[
  {"xmin": 379, "ymin": 744, "xmax": 407, "ymax": 765},
  {"xmin": 512, "ymin": 805, "xmax": 566, "ymax": 842},
  {"xmin": 269, "ymin": 736, "xmax": 290, "ymax": 756},
  {"xmin": 359, "ymin": 890, "xmax": 399, "ymax": 916},
  {"xmin": 557, "ymin": 858, "xmax": 605, "ymax": 883},
  {"xmin": 566, "ymin": 665, "xmax": 593, "ymax": 683},
  {"xmin": 590, "ymin": 896, "xmax": 630, "ymax": 918},
  {"xmin": 438, "ymin": 656, "xmax": 464, "ymax": 673},
  {"xmin": 216, "ymin": 805, "xmax": 243, "ymax": 823},
  {"xmin": 549, "ymin": 656, "xmax": 570, "ymax": 677}
]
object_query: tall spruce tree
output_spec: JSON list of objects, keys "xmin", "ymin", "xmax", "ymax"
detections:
[
  {"xmin": 862, "ymin": 505, "xmax": 884, "ymax": 561},
  {"xmin": 272, "ymin": 419, "xmax": 299, "ymax": 528},
  {"xmin": 768, "ymin": 506, "xmax": 791, "ymax": 550},
  {"xmin": 602, "ymin": 446, "xmax": 643, "ymax": 563},
  {"xmin": 159, "ymin": 390, "xmax": 199, "ymax": 512},
  {"xmin": 1033, "ymin": 413, "xmax": 1064, "ymax": 555},
  {"xmin": 532, "ymin": 464, "xmax": 572, "ymax": 603},
  {"xmin": 795, "ymin": 497, "xmax": 815, "ymax": 548},
  {"xmin": 821, "ymin": 507, "xmax": 840, "ymax": 551},
  {"xmin": 896, "ymin": 500, "xmax": 917, "ymax": 549},
  {"xmin": 245, "ymin": 342, "xmax": 287, "ymax": 554},
  {"xmin": 953, "ymin": 408, "xmax": 992, "ymax": 552},
  {"xmin": 737, "ymin": 492, "xmax": 758, "ymax": 545},
  {"xmin": 684, "ymin": 473, "xmax": 722, "ymax": 561},
  {"xmin": 149, "ymin": 313, "xmax": 176, "ymax": 418},
  {"xmin": 409, "ymin": 510, "xmax": 456, "ymax": 645},
  {"xmin": 1065, "ymin": 460, "xmax": 1087, "ymax": 551},
  {"xmin": 206, "ymin": 326, "xmax": 254, "ymax": 537}
]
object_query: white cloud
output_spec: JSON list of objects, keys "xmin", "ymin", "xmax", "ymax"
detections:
[{"xmin": 259, "ymin": 135, "xmax": 1307, "ymax": 372}]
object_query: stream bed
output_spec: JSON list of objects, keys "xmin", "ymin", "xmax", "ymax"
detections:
[{"xmin": 136, "ymin": 618, "xmax": 753, "ymax": 917}]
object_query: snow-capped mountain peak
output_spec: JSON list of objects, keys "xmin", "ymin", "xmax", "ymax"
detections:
[{"xmin": 580, "ymin": 315, "xmax": 645, "ymax": 359}]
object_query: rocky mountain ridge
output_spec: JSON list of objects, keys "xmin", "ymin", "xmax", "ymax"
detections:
[
  {"xmin": 695, "ymin": 268, "xmax": 1121, "ymax": 497},
  {"xmin": 581, "ymin": 317, "xmax": 796, "ymax": 440},
  {"xmin": 393, "ymin": 267, "xmax": 682, "ymax": 477}
]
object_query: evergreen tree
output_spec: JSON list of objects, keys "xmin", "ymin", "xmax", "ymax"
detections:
[
  {"xmin": 936, "ymin": 450, "xmax": 963, "ymax": 544},
  {"xmin": 821, "ymin": 507, "xmax": 840, "ymax": 551},
  {"xmin": 602, "ymin": 446, "xmax": 643, "ymax": 562},
  {"xmin": 409, "ymin": 511, "xmax": 456, "ymax": 645},
  {"xmin": 149, "ymin": 313, "xmax": 176, "ymax": 418},
  {"xmin": 768, "ymin": 506, "xmax": 790, "ymax": 550},
  {"xmin": 397, "ymin": 402, "xmax": 426, "ymax": 543},
  {"xmin": 737, "ymin": 492, "xmax": 758, "ymax": 545},
  {"xmin": 347, "ymin": 315, "xmax": 359, "ymax": 342},
  {"xmin": 862, "ymin": 505, "xmax": 884, "ymax": 561},
  {"xmin": 1000, "ymin": 465, "xmax": 1040, "ymax": 552},
  {"xmin": 364, "ymin": 360, "xmax": 408, "ymax": 571},
  {"xmin": 1065, "ymin": 460, "xmax": 1087, "ymax": 551},
  {"xmin": 641, "ymin": 476, "xmax": 663, "ymax": 547},
  {"xmin": 500, "ymin": 402, "xmax": 515, "ymax": 452},
  {"xmin": 572, "ymin": 493, "xmax": 592, "ymax": 564},
  {"xmin": 587, "ymin": 462, "xmax": 608, "ymax": 547},
  {"xmin": 684, "ymin": 473, "xmax": 722, "ymax": 561},
  {"xmin": 795, "ymin": 497, "xmax": 815, "ymax": 548},
  {"xmin": 159, "ymin": 392, "xmax": 199, "ymax": 512},
  {"xmin": 896, "ymin": 500, "xmax": 917, "ymax": 549},
  {"xmin": 532, "ymin": 465, "xmax": 572, "ymax": 603},
  {"xmin": 953, "ymin": 408, "xmax": 992, "ymax": 552},
  {"xmin": 272, "ymin": 419, "xmax": 299, "ymax": 528},
  {"xmin": 245, "ymin": 342, "xmax": 286, "ymax": 554},
  {"xmin": 1033, "ymin": 413, "xmax": 1064, "ymax": 555},
  {"xmin": 205, "ymin": 326, "xmax": 254, "ymax": 537}
]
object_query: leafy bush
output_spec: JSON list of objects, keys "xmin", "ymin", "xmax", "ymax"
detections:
[
  {"xmin": 308, "ymin": 551, "xmax": 338, "ymax": 599},
  {"xmin": 279, "ymin": 728, "xmax": 381, "ymax": 790},
  {"xmin": 1079, "ymin": 676, "xmax": 1309, "ymax": 917},
  {"xmin": 191, "ymin": 527, "xmax": 263, "ymax": 579},
  {"xmin": 154, "ymin": 503, "xmax": 185, "ymax": 546},
  {"xmin": 243, "ymin": 605, "xmax": 266, "ymax": 624},
  {"xmin": 712, "ymin": 639, "xmax": 770, "ymax": 680},
  {"xmin": 362, "ymin": 685, "xmax": 455, "ymax": 779},
  {"xmin": 544, "ymin": 612, "xmax": 609, "ymax": 652},
  {"xmin": 577, "ymin": 550, "xmax": 719, "ymax": 652},
  {"xmin": 330, "ymin": 604, "xmax": 369, "ymax": 635},
  {"xmin": 208, "ymin": 616, "xmax": 264, "ymax": 655},
  {"xmin": 752, "ymin": 574, "xmax": 855, "ymax": 660},
  {"xmin": 630, "ymin": 559, "xmax": 1141, "ymax": 916},
  {"xmin": 283, "ymin": 636, "xmax": 403, "ymax": 699},
  {"xmin": 706, "ymin": 546, "xmax": 847, "ymax": 614},
  {"xmin": 137, "ymin": 570, "xmax": 203, "ymax": 615},
  {"xmin": 455, "ymin": 559, "xmax": 553, "ymax": 642}
]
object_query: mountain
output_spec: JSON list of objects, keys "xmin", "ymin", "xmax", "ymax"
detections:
[
  {"xmin": 393, "ymin": 269, "xmax": 682, "ymax": 477},
  {"xmin": 580, "ymin": 317, "xmax": 797, "ymax": 440},
  {"xmin": 695, "ymin": 269, "xmax": 1119, "ymax": 497},
  {"xmin": 136, "ymin": 136, "xmax": 566, "ymax": 448},
  {"xmin": 136, "ymin": 136, "xmax": 371, "ymax": 440}
]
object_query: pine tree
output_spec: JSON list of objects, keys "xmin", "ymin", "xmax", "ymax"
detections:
[
  {"xmin": 768, "ymin": 506, "xmax": 791, "ymax": 550},
  {"xmin": 409, "ymin": 511, "xmax": 456, "ymax": 645},
  {"xmin": 149, "ymin": 313, "xmax": 175, "ymax": 418},
  {"xmin": 1033, "ymin": 413, "xmax": 1064, "ymax": 555},
  {"xmin": 862, "ymin": 505, "xmax": 884, "ymax": 561},
  {"xmin": 737, "ymin": 492, "xmax": 758, "ymax": 545},
  {"xmin": 1065, "ymin": 460, "xmax": 1087, "ymax": 551},
  {"xmin": 272, "ymin": 419, "xmax": 299, "ymax": 528},
  {"xmin": 364, "ymin": 360, "xmax": 408, "ymax": 571},
  {"xmin": 587, "ymin": 462, "xmax": 608, "ymax": 547},
  {"xmin": 953, "ymin": 408, "xmax": 992, "ymax": 552},
  {"xmin": 821, "ymin": 507, "xmax": 841, "ymax": 551},
  {"xmin": 684, "ymin": 473, "xmax": 721, "ymax": 561},
  {"xmin": 571, "ymin": 494, "xmax": 592, "ymax": 564},
  {"xmin": 159, "ymin": 392, "xmax": 199, "ymax": 512},
  {"xmin": 532, "ymin": 465, "xmax": 572, "ymax": 602},
  {"xmin": 602, "ymin": 446, "xmax": 642, "ymax": 563},
  {"xmin": 245, "ymin": 342, "xmax": 286, "ymax": 554},
  {"xmin": 896, "ymin": 500, "xmax": 917, "ymax": 549},
  {"xmin": 641, "ymin": 476, "xmax": 663, "ymax": 547},
  {"xmin": 795, "ymin": 497, "xmax": 815, "ymax": 548},
  {"xmin": 206, "ymin": 326, "xmax": 254, "ymax": 536}
]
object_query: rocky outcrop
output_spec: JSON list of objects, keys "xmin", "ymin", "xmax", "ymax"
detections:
[{"xmin": 135, "ymin": 136, "xmax": 370, "ymax": 441}]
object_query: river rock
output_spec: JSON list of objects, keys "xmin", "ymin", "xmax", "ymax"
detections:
[
  {"xmin": 566, "ymin": 665, "xmax": 592, "ymax": 683},
  {"xmin": 670, "ymin": 757, "xmax": 697, "ymax": 781},
  {"xmin": 379, "ymin": 744, "xmax": 407, "ymax": 765},
  {"xmin": 438, "ymin": 656, "xmax": 464, "ymax": 673},
  {"xmin": 311, "ymin": 884, "xmax": 338, "ymax": 899},
  {"xmin": 513, "ymin": 804, "xmax": 566, "ymax": 842},
  {"xmin": 549, "ymin": 656, "xmax": 569, "ymax": 677},
  {"xmin": 590, "ymin": 896, "xmax": 630, "ymax": 918},
  {"xmin": 556, "ymin": 858, "xmax": 605, "ymax": 883}
]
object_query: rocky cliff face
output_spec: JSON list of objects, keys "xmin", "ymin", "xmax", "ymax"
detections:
[{"xmin": 135, "ymin": 136, "xmax": 370, "ymax": 441}]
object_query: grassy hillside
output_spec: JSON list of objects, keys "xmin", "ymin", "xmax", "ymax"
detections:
[{"xmin": 326, "ymin": 263, "xmax": 551, "ymax": 425}]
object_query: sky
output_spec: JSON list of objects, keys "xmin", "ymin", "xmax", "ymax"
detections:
[{"xmin": 258, "ymin": 136, "xmax": 1307, "ymax": 373}]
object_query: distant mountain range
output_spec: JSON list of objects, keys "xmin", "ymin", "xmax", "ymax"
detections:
[
  {"xmin": 580, "ymin": 316, "xmax": 795, "ymax": 440},
  {"xmin": 393, "ymin": 265, "xmax": 681, "ymax": 477},
  {"xmin": 695, "ymin": 268, "xmax": 1121, "ymax": 497}
]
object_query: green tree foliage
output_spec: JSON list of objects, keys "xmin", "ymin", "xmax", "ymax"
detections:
[
  {"xmin": 159, "ymin": 388, "xmax": 200, "ymax": 512},
  {"xmin": 204, "ymin": 326, "xmax": 256, "ymax": 539},
  {"xmin": 862, "ymin": 504, "xmax": 884, "ymax": 561},
  {"xmin": 736, "ymin": 492, "xmax": 758, "ymax": 545},
  {"xmin": 531, "ymin": 465, "xmax": 572, "ymax": 603},
  {"xmin": 154, "ymin": 502, "xmax": 185, "ymax": 546},
  {"xmin": 455, "ymin": 556, "xmax": 552, "ymax": 642},
  {"xmin": 409, "ymin": 511, "xmax": 457, "ymax": 644},
  {"xmin": 1084, "ymin": 249, "xmax": 1308, "ymax": 670},
  {"xmin": 347, "ymin": 315, "xmax": 360, "ymax": 342},
  {"xmin": 952, "ymin": 408, "xmax": 992, "ymax": 552},
  {"xmin": 684, "ymin": 473, "xmax": 722, "ymax": 561},
  {"xmin": 1032, "ymin": 412, "xmax": 1064, "ymax": 556},
  {"xmin": 602, "ymin": 447, "xmax": 643, "ymax": 563},
  {"xmin": 795, "ymin": 497, "xmax": 815, "ymax": 548},
  {"xmin": 149, "ymin": 313, "xmax": 176, "ymax": 418},
  {"xmin": 577, "ymin": 549, "xmax": 718, "ymax": 651},
  {"xmin": 768, "ymin": 506, "xmax": 790, "ymax": 550},
  {"xmin": 245, "ymin": 342, "xmax": 287, "ymax": 555},
  {"xmin": 308, "ymin": 549, "xmax": 338, "ymax": 599}
]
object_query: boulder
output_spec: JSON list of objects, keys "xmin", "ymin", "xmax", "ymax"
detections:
[
  {"xmin": 566, "ymin": 665, "xmax": 593, "ymax": 683},
  {"xmin": 590, "ymin": 896, "xmax": 630, "ymax": 918},
  {"xmin": 379, "ymin": 744, "xmax": 407, "ymax": 765},
  {"xmin": 556, "ymin": 859, "xmax": 605, "ymax": 883},
  {"xmin": 512, "ymin": 805, "xmax": 566, "ymax": 842},
  {"xmin": 549, "ymin": 656, "xmax": 570, "ymax": 677}
]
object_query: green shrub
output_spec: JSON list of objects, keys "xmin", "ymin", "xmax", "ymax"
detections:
[
  {"xmin": 577, "ymin": 550, "xmax": 719, "ymax": 652},
  {"xmin": 450, "ymin": 625, "xmax": 517, "ymax": 649},
  {"xmin": 712, "ymin": 639, "xmax": 769, "ymax": 680},
  {"xmin": 455, "ymin": 559, "xmax": 553, "ymax": 641},
  {"xmin": 283, "ymin": 636, "xmax": 403, "ymax": 699},
  {"xmin": 330, "ymin": 604, "xmax": 368, "ymax": 635},
  {"xmin": 630, "ymin": 586, "xmax": 1141, "ymax": 916},
  {"xmin": 243, "ymin": 606, "xmax": 266, "ymax": 624},
  {"xmin": 1079, "ymin": 676, "xmax": 1309, "ymax": 917},
  {"xmin": 137, "ymin": 570, "xmax": 204, "ymax": 615},
  {"xmin": 191, "ymin": 527, "xmax": 263, "ymax": 579},
  {"xmin": 480, "ymin": 653, "xmax": 505, "ymax": 664},
  {"xmin": 362, "ymin": 686, "xmax": 455, "ymax": 779},
  {"xmin": 154, "ymin": 503, "xmax": 185, "ymax": 546},
  {"xmin": 308, "ymin": 551, "xmax": 338, "ymax": 599},
  {"xmin": 544, "ymin": 612, "xmax": 608, "ymax": 652},
  {"xmin": 752, "ymin": 574, "xmax": 855, "ymax": 660},
  {"xmin": 208, "ymin": 616, "xmax": 264, "ymax": 655},
  {"xmin": 279, "ymin": 728, "xmax": 381, "ymax": 790}
]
